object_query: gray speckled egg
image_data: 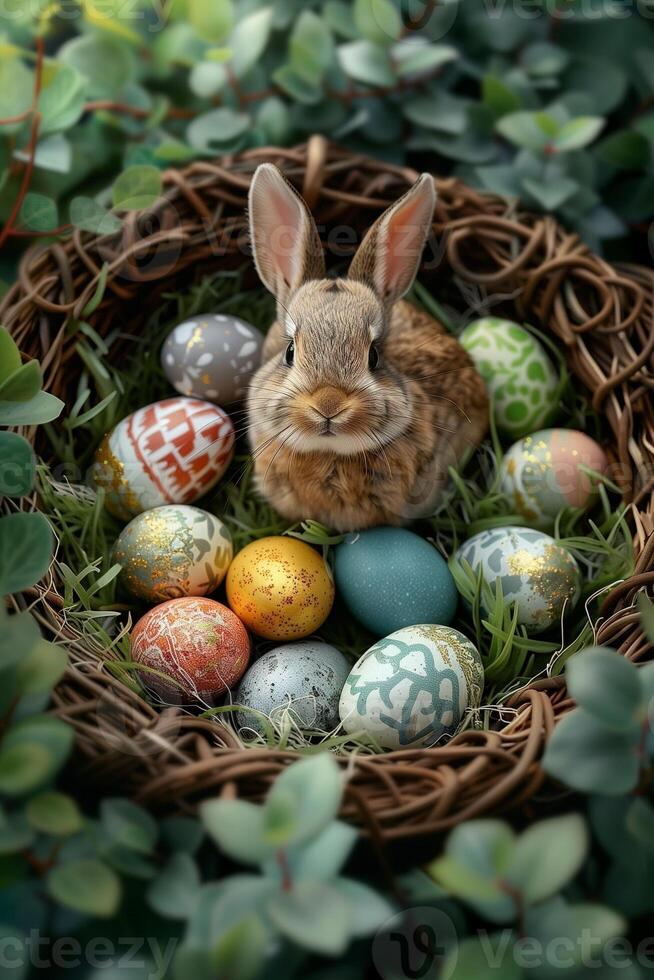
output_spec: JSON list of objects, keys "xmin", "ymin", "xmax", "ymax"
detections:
[
  {"xmin": 162, "ymin": 314, "xmax": 264, "ymax": 405},
  {"xmin": 233, "ymin": 641, "xmax": 350, "ymax": 736}
]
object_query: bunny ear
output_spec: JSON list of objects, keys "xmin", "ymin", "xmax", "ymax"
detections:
[
  {"xmin": 348, "ymin": 173, "xmax": 436, "ymax": 305},
  {"xmin": 248, "ymin": 164, "xmax": 325, "ymax": 306}
]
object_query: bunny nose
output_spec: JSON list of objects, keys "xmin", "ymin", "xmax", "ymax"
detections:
[{"xmin": 310, "ymin": 386, "xmax": 347, "ymax": 420}]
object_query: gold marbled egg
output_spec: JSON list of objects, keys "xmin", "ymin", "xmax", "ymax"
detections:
[{"xmin": 226, "ymin": 536, "xmax": 334, "ymax": 640}]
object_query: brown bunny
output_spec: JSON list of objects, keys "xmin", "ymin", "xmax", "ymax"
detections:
[{"xmin": 246, "ymin": 164, "xmax": 488, "ymax": 532}]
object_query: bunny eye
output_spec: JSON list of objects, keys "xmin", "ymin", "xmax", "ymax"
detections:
[
  {"xmin": 368, "ymin": 343, "xmax": 381, "ymax": 371},
  {"xmin": 284, "ymin": 341, "xmax": 295, "ymax": 367}
]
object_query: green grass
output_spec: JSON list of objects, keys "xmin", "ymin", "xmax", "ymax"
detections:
[{"xmin": 37, "ymin": 268, "xmax": 634, "ymax": 750}]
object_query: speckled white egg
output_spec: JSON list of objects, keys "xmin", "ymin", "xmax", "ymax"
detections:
[
  {"xmin": 161, "ymin": 314, "xmax": 264, "ymax": 405},
  {"xmin": 90, "ymin": 397, "xmax": 234, "ymax": 520},
  {"xmin": 459, "ymin": 318, "xmax": 559, "ymax": 438},
  {"xmin": 500, "ymin": 428, "xmax": 609, "ymax": 528},
  {"xmin": 114, "ymin": 505, "xmax": 233, "ymax": 603},
  {"xmin": 455, "ymin": 526, "xmax": 581, "ymax": 633},
  {"xmin": 234, "ymin": 641, "xmax": 350, "ymax": 736},
  {"xmin": 339, "ymin": 625, "xmax": 484, "ymax": 750}
]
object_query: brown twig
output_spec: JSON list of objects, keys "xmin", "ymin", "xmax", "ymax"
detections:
[{"xmin": 0, "ymin": 37, "xmax": 45, "ymax": 250}]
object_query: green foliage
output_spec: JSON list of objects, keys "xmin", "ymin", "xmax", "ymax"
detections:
[
  {"xmin": 1, "ymin": 2, "xmax": 653, "ymax": 260},
  {"xmin": 543, "ymin": 645, "xmax": 653, "ymax": 794}
]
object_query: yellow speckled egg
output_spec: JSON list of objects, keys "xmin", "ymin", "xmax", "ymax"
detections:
[
  {"xmin": 226, "ymin": 536, "xmax": 334, "ymax": 640},
  {"xmin": 114, "ymin": 505, "xmax": 233, "ymax": 603},
  {"xmin": 500, "ymin": 429, "xmax": 609, "ymax": 528}
]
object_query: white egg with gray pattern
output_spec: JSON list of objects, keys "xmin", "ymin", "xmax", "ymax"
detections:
[
  {"xmin": 455, "ymin": 526, "xmax": 581, "ymax": 633},
  {"xmin": 162, "ymin": 314, "xmax": 264, "ymax": 405},
  {"xmin": 233, "ymin": 640, "xmax": 350, "ymax": 736}
]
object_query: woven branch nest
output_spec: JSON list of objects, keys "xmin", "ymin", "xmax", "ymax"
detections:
[{"xmin": 4, "ymin": 136, "xmax": 654, "ymax": 842}]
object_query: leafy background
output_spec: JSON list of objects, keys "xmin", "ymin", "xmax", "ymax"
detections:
[
  {"xmin": 2, "ymin": 0, "xmax": 654, "ymax": 977},
  {"xmin": 1, "ymin": 0, "xmax": 654, "ymax": 287}
]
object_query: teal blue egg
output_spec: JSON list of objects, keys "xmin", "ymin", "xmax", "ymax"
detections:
[{"xmin": 334, "ymin": 527, "xmax": 457, "ymax": 636}]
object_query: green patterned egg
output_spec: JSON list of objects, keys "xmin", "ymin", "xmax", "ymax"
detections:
[
  {"xmin": 114, "ymin": 505, "xmax": 233, "ymax": 602},
  {"xmin": 339, "ymin": 625, "xmax": 483, "ymax": 750},
  {"xmin": 455, "ymin": 526, "xmax": 580, "ymax": 633},
  {"xmin": 459, "ymin": 318, "xmax": 559, "ymax": 438}
]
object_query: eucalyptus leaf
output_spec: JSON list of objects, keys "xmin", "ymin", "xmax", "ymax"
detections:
[
  {"xmin": 0, "ymin": 361, "xmax": 42, "ymax": 403},
  {"xmin": 15, "ymin": 640, "xmax": 67, "ymax": 695},
  {"xmin": 353, "ymin": 0, "xmax": 401, "ymax": 46},
  {"xmin": 15, "ymin": 134, "xmax": 72, "ymax": 174},
  {"xmin": 0, "ymin": 391, "xmax": 65, "ymax": 426},
  {"xmin": 211, "ymin": 915, "xmax": 269, "ymax": 980},
  {"xmin": 337, "ymin": 40, "xmax": 395, "ymax": 87},
  {"xmin": 70, "ymin": 197, "xmax": 122, "ymax": 235},
  {"xmin": 187, "ymin": 0, "xmax": 234, "ymax": 43},
  {"xmin": 0, "ymin": 433, "xmax": 35, "ymax": 497},
  {"xmin": 186, "ymin": 108, "xmax": 250, "ymax": 151},
  {"xmin": 290, "ymin": 11, "xmax": 334, "ymax": 84},
  {"xmin": 146, "ymin": 853, "xmax": 200, "ymax": 919},
  {"xmin": 17, "ymin": 193, "xmax": 58, "ymax": 233},
  {"xmin": 0, "ymin": 328, "xmax": 21, "ymax": 385},
  {"xmin": 267, "ymin": 880, "xmax": 350, "ymax": 955},
  {"xmin": 200, "ymin": 798, "xmax": 270, "ymax": 865},
  {"xmin": 47, "ymin": 859, "xmax": 121, "ymax": 917},
  {"xmin": 504, "ymin": 814, "xmax": 588, "ymax": 905},
  {"xmin": 230, "ymin": 7, "xmax": 274, "ymax": 78},
  {"xmin": 0, "ymin": 512, "xmax": 54, "ymax": 596},
  {"xmin": 264, "ymin": 753, "xmax": 343, "ymax": 847},
  {"xmin": 542, "ymin": 708, "xmax": 640, "ymax": 795},
  {"xmin": 100, "ymin": 798, "xmax": 158, "ymax": 854},
  {"xmin": 25, "ymin": 792, "xmax": 83, "ymax": 836},
  {"xmin": 565, "ymin": 647, "xmax": 642, "ymax": 732},
  {"xmin": 189, "ymin": 62, "xmax": 227, "ymax": 98},
  {"xmin": 554, "ymin": 116, "xmax": 604, "ymax": 152},
  {"xmin": 59, "ymin": 34, "xmax": 135, "ymax": 99},
  {"xmin": 38, "ymin": 66, "xmax": 86, "ymax": 136},
  {"xmin": 112, "ymin": 165, "xmax": 163, "ymax": 211}
]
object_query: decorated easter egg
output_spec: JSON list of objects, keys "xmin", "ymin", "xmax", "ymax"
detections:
[
  {"xmin": 334, "ymin": 527, "xmax": 457, "ymax": 636},
  {"xmin": 131, "ymin": 596, "xmax": 249, "ymax": 704},
  {"xmin": 339, "ymin": 625, "xmax": 483, "ymax": 749},
  {"xmin": 161, "ymin": 314, "xmax": 264, "ymax": 405},
  {"xmin": 113, "ymin": 505, "xmax": 233, "ymax": 602},
  {"xmin": 455, "ymin": 526, "xmax": 580, "ymax": 633},
  {"xmin": 90, "ymin": 397, "xmax": 234, "ymax": 520},
  {"xmin": 459, "ymin": 318, "xmax": 559, "ymax": 438},
  {"xmin": 226, "ymin": 536, "xmax": 334, "ymax": 640},
  {"xmin": 234, "ymin": 640, "xmax": 350, "ymax": 736},
  {"xmin": 500, "ymin": 429, "xmax": 608, "ymax": 527}
]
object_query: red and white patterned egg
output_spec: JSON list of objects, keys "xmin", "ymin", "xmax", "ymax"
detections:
[{"xmin": 90, "ymin": 397, "xmax": 234, "ymax": 520}]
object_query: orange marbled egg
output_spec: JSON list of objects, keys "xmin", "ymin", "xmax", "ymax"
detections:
[{"xmin": 131, "ymin": 597, "xmax": 249, "ymax": 704}]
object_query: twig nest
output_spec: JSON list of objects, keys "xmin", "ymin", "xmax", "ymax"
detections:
[
  {"xmin": 334, "ymin": 527, "xmax": 458, "ymax": 635},
  {"xmin": 226, "ymin": 536, "xmax": 334, "ymax": 640},
  {"xmin": 113, "ymin": 505, "xmax": 233, "ymax": 602},
  {"xmin": 456, "ymin": 526, "xmax": 581, "ymax": 633},
  {"xmin": 131, "ymin": 597, "xmax": 250, "ymax": 704},
  {"xmin": 234, "ymin": 640, "xmax": 350, "ymax": 736},
  {"xmin": 339, "ymin": 625, "xmax": 483, "ymax": 749},
  {"xmin": 459, "ymin": 318, "xmax": 559, "ymax": 438},
  {"xmin": 500, "ymin": 428, "xmax": 609, "ymax": 528},
  {"xmin": 90, "ymin": 397, "xmax": 234, "ymax": 520},
  {"xmin": 161, "ymin": 314, "xmax": 264, "ymax": 405}
]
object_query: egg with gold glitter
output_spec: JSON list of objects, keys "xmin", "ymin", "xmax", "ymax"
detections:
[
  {"xmin": 459, "ymin": 318, "xmax": 559, "ymax": 437},
  {"xmin": 226, "ymin": 536, "xmax": 334, "ymax": 640},
  {"xmin": 500, "ymin": 428, "xmax": 609, "ymax": 528},
  {"xmin": 113, "ymin": 505, "xmax": 233, "ymax": 603},
  {"xmin": 90, "ymin": 397, "xmax": 234, "ymax": 520},
  {"xmin": 162, "ymin": 314, "xmax": 264, "ymax": 405},
  {"xmin": 339, "ymin": 625, "xmax": 484, "ymax": 749},
  {"xmin": 131, "ymin": 596, "xmax": 250, "ymax": 704},
  {"xmin": 455, "ymin": 527, "xmax": 581, "ymax": 633}
]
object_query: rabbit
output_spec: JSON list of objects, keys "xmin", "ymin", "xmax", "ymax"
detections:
[{"xmin": 246, "ymin": 163, "xmax": 488, "ymax": 533}]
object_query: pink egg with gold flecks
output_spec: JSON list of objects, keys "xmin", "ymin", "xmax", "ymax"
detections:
[
  {"xmin": 90, "ymin": 397, "xmax": 234, "ymax": 520},
  {"xmin": 500, "ymin": 428, "xmax": 609, "ymax": 528},
  {"xmin": 131, "ymin": 596, "xmax": 250, "ymax": 704}
]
